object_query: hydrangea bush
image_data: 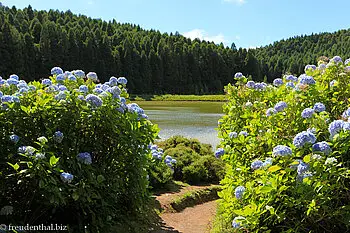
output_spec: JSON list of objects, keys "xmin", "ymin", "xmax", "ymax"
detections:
[
  {"xmin": 0, "ymin": 68, "xmax": 159, "ymax": 232},
  {"xmin": 214, "ymin": 57, "xmax": 350, "ymax": 232}
]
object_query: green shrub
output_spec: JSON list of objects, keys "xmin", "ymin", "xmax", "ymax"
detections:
[
  {"xmin": 214, "ymin": 57, "xmax": 350, "ymax": 232},
  {"xmin": 158, "ymin": 136, "xmax": 225, "ymax": 184},
  {"xmin": 0, "ymin": 69, "xmax": 159, "ymax": 232}
]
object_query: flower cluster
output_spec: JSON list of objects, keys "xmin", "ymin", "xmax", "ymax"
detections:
[
  {"xmin": 77, "ymin": 152, "xmax": 92, "ymax": 165},
  {"xmin": 312, "ymin": 141, "xmax": 331, "ymax": 155},
  {"xmin": 272, "ymin": 145, "xmax": 292, "ymax": 156},
  {"xmin": 293, "ymin": 131, "xmax": 316, "ymax": 148},
  {"xmin": 301, "ymin": 108, "xmax": 315, "ymax": 118},
  {"xmin": 251, "ymin": 160, "xmax": 263, "ymax": 170},
  {"xmin": 215, "ymin": 148, "xmax": 225, "ymax": 158},
  {"xmin": 313, "ymin": 103, "xmax": 326, "ymax": 113},
  {"xmin": 274, "ymin": 101, "xmax": 287, "ymax": 112},
  {"xmin": 273, "ymin": 78, "xmax": 283, "ymax": 87},
  {"xmin": 234, "ymin": 186, "xmax": 245, "ymax": 199}
]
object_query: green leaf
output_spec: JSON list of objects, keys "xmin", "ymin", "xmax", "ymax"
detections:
[
  {"xmin": 8, "ymin": 162, "xmax": 19, "ymax": 171},
  {"xmin": 50, "ymin": 156, "xmax": 60, "ymax": 166},
  {"xmin": 268, "ymin": 165, "xmax": 281, "ymax": 173},
  {"xmin": 97, "ymin": 175, "xmax": 105, "ymax": 183},
  {"xmin": 72, "ymin": 192, "xmax": 79, "ymax": 201},
  {"xmin": 303, "ymin": 155, "xmax": 311, "ymax": 163},
  {"xmin": 260, "ymin": 185, "xmax": 273, "ymax": 193}
]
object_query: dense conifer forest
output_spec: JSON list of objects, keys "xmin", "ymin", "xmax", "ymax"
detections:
[{"xmin": 0, "ymin": 4, "xmax": 349, "ymax": 94}]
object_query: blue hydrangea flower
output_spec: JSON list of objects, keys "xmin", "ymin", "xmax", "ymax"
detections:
[
  {"xmin": 301, "ymin": 108, "xmax": 315, "ymax": 118},
  {"xmin": 51, "ymin": 67, "xmax": 64, "ymax": 75},
  {"xmin": 79, "ymin": 85, "xmax": 88, "ymax": 93},
  {"xmin": 1, "ymin": 95, "xmax": 14, "ymax": 103},
  {"xmin": 285, "ymin": 75, "xmax": 298, "ymax": 82},
  {"xmin": 307, "ymin": 128, "xmax": 317, "ymax": 134},
  {"xmin": 28, "ymin": 85, "xmax": 36, "ymax": 91},
  {"xmin": 55, "ymin": 91, "xmax": 67, "ymax": 101},
  {"xmin": 234, "ymin": 72, "xmax": 243, "ymax": 78},
  {"xmin": 330, "ymin": 80, "xmax": 337, "ymax": 87},
  {"xmin": 330, "ymin": 56, "xmax": 342, "ymax": 64},
  {"xmin": 10, "ymin": 74, "xmax": 19, "ymax": 80},
  {"xmin": 18, "ymin": 146, "xmax": 27, "ymax": 154},
  {"xmin": 60, "ymin": 172, "xmax": 74, "ymax": 183},
  {"xmin": 229, "ymin": 132, "xmax": 238, "ymax": 138},
  {"xmin": 77, "ymin": 95, "xmax": 85, "ymax": 101},
  {"xmin": 68, "ymin": 75, "xmax": 77, "ymax": 81},
  {"xmin": 101, "ymin": 84, "xmax": 110, "ymax": 91},
  {"xmin": 232, "ymin": 219, "xmax": 241, "ymax": 229},
  {"xmin": 109, "ymin": 76, "xmax": 118, "ymax": 86},
  {"xmin": 246, "ymin": 81, "xmax": 255, "ymax": 88},
  {"xmin": 329, "ymin": 120, "xmax": 344, "ymax": 137},
  {"xmin": 93, "ymin": 88, "xmax": 104, "ymax": 94},
  {"xmin": 12, "ymin": 96, "xmax": 20, "ymax": 103},
  {"xmin": 266, "ymin": 108, "xmax": 276, "ymax": 116},
  {"xmin": 17, "ymin": 82, "xmax": 28, "ymax": 90},
  {"xmin": 117, "ymin": 77, "xmax": 128, "ymax": 85},
  {"xmin": 0, "ymin": 91, "xmax": 3, "ymax": 98},
  {"xmin": 58, "ymin": 85, "xmax": 67, "ymax": 91},
  {"xmin": 318, "ymin": 63, "xmax": 326, "ymax": 70},
  {"xmin": 86, "ymin": 72, "xmax": 98, "ymax": 81},
  {"xmin": 86, "ymin": 94, "xmax": 103, "ymax": 107},
  {"xmin": 239, "ymin": 131, "xmax": 248, "ymax": 137},
  {"xmin": 343, "ymin": 122, "xmax": 350, "ymax": 131},
  {"xmin": 263, "ymin": 157, "xmax": 273, "ymax": 167},
  {"xmin": 312, "ymin": 141, "xmax": 331, "ymax": 155},
  {"xmin": 345, "ymin": 58, "xmax": 350, "ymax": 65},
  {"xmin": 274, "ymin": 101, "xmax": 287, "ymax": 112},
  {"xmin": 7, "ymin": 78, "xmax": 19, "ymax": 85},
  {"xmin": 10, "ymin": 134, "xmax": 19, "ymax": 143},
  {"xmin": 120, "ymin": 97, "xmax": 126, "ymax": 104},
  {"xmin": 304, "ymin": 64, "xmax": 316, "ymax": 72},
  {"xmin": 234, "ymin": 186, "xmax": 245, "ymax": 199},
  {"xmin": 299, "ymin": 75, "xmax": 316, "ymax": 85},
  {"xmin": 293, "ymin": 131, "xmax": 316, "ymax": 148},
  {"xmin": 150, "ymin": 145, "xmax": 158, "ymax": 150},
  {"xmin": 272, "ymin": 145, "xmax": 292, "ymax": 156},
  {"xmin": 342, "ymin": 108, "xmax": 350, "ymax": 120},
  {"xmin": 273, "ymin": 78, "xmax": 283, "ymax": 87},
  {"xmin": 72, "ymin": 70, "xmax": 85, "ymax": 78},
  {"xmin": 286, "ymin": 82, "xmax": 295, "ymax": 88},
  {"xmin": 251, "ymin": 160, "xmax": 263, "ymax": 170},
  {"xmin": 254, "ymin": 82, "xmax": 267, "ymax": 91},
  {"xmin": 53, "ymin": 131, "xmax": 64, "ymax": 143},
  {"xmin": 313, "ymin": 103, "xmax": 326, "ymax": 113},
  {"xmin": 297, "ymin": 161, "xmax": 309, "ymax": 175},
  {"xmin": 56, "ymin": 74, "xmax": 65, "ymax": 82},
  {"xmin": 215, "ymin": 148, "xmax": 225, "ymax": 158},
  {"xmin": 106, "ymin": 86, "xmax": 121, "ymax": 96},
  {"xmin": 77, "ymin": 152, "xmax": 92, "ymax": 165}
]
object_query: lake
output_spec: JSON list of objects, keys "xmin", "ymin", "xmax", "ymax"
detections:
[{"xmin": 136, "ymin": 101, "xmax": 224, "ymax": 149}]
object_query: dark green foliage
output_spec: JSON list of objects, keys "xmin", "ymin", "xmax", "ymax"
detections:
[
  {"xmin": 1, "ymin": 5, "xmax": 348, "ymax": 94},
  {"xmin": 157, "ymin": 136, "xmax": 225, "ymax": 184}
]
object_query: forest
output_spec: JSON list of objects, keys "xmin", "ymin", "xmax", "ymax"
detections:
[{"xmin": 0, "ymin": 4, "xmax": 349, "ymax": 94}]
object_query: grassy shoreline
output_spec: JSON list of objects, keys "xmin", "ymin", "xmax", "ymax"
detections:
[{"xmin": 129, "ymin": 94, "xmax": 226, "ymax": 102}]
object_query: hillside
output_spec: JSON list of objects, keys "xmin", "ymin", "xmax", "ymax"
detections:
[{"xmin": 0, "ymin": 4, "xmax": 349, "ymax": 94}]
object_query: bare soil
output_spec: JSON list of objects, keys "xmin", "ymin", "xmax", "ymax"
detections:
[{"xmin": 150, "ymin": 184, "xmax": 218, "ymax": 233}]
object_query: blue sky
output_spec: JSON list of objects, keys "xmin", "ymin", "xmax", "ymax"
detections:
[{"xmin": 2, "ymin": 0, "xmax": 350, "ymax": 48}]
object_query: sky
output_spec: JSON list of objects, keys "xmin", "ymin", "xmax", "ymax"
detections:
[{"xmin": 2, "ymin": 0, "xmax": 350, "ymax": 48}]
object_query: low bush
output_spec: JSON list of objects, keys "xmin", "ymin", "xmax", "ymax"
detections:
[
  {"xmin": 157, "ymin": 136, "xmax": 225, "ymax": 184},
  {"xmin": 0, "ymin": 68, "xmax": 159, "ymax": 232},
  {"xmin": 214, "ymin": 57, "xmax": 350, "ymax": 232}
]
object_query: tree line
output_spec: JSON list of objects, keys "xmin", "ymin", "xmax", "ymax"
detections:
[{"xmin": 0, "ymin": 4, "xmax": 349, "ymax": 94}]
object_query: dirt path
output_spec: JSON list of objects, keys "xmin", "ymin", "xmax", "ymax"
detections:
[
  {"xmin": 159, "ymin": 200, "xmax": 217, "ymax": 233},
  {"xmin": 151, "ymin": 184, "xmax": 218, "ymax": 233}
]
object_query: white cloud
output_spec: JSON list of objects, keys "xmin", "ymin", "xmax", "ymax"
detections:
[
  {"xmin": 183, "ymin": 29, "xmax": 227, "ymax": 44},
  {"xmin": 223, "ymin": 0, "xmax": 246, "ymax": 5}
]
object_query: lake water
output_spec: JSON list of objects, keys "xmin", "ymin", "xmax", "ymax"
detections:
[{"xmin": 136, "ymin": 101, "xmax": 224, "ymax": 149}]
